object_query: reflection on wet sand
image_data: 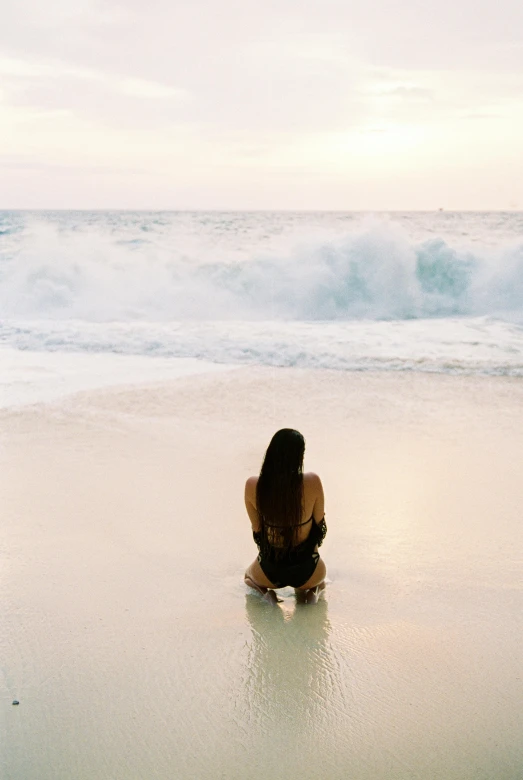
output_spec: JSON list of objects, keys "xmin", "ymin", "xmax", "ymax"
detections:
[{"xmin": 241, "ymin": 594, "xmax": 347, "ymax": 774}]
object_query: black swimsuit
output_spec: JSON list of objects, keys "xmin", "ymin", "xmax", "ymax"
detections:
[{"xmin": 253, "ymin": 516, "xmax": 327, "ymax": 588}]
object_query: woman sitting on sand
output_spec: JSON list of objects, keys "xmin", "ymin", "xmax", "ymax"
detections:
[{"xmin": 244, "ymin": 428, "xmax": 327, "ymax": 605}]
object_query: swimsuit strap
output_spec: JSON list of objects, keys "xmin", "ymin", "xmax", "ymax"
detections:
[{"xmin": 263, "ymin": 515, "xmax": 313, "ymax": 529}]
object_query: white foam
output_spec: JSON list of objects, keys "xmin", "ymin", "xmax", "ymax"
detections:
[
  {"xmin": 0, "ymin": 347, "xmax": 235, "ymax": 409},
  {"xmin": 2, "ymin": 317, "xmax": 523, "ymax": 382},
  {"xmin": 1, "ymin": 213, "xmax": 523, "ymax": 322},
  {"xmin": 2, "ymin": 211, "xmax": 523, "ymax": 389}
]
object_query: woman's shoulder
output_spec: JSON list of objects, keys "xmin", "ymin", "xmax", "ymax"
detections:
[
  {"xmin": 303, "ymin": 471, "xmax": 322, "ymax": 487},
  {"xmin": 303, "ymin": 472, "xmax": 324, "ymax": 501},
  {"xmin": 245, "ymin": 475, "xmax": 258, "ymax": 497}
]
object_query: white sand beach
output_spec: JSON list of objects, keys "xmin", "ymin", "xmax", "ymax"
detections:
[{"xmin": 1, "ymin": 368, "xmax": 522, "ymax": 780}]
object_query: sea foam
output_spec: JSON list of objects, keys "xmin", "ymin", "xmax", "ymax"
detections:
[
  {"xmin": 1, "ymin": 215, "xmax": 523, "ymax": 323},
  {"xmin": 1, "ymin": 212, "xmax": 523, "ymax": 387}
]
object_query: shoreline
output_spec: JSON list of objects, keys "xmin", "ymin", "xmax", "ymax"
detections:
[{"xmin": 0, "ymin": 348, "xmax": 238, "ymax": 411}]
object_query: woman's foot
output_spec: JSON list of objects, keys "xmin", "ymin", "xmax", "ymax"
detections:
[
  {"xmin": 304, "ymin": 587, "xmax": 320, "ymax": 604},
  {"xmin": 296, "ymin": 581, "xmax": 325, "ymax": 604},
  {"xmin": 245, "ymin": 575, "xmax": 283, "ymax": 603},
  {"xmin": 263, "ymin": 589, "xmax": 282, "ymax": 605}
]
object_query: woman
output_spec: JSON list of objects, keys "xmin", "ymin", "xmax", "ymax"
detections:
[{"xmin": 244, "ymin": 429, "xmax": 327, "ymax": 605}]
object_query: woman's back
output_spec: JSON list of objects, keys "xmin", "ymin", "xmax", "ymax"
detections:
[{"xmin": 245, "ymin": 471, "xmax": 324, "ymax": 546}]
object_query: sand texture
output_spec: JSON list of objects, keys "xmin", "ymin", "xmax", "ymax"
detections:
[{"xmin": 1, "ymin": 368, "xmax": 522, "ymax": 779}]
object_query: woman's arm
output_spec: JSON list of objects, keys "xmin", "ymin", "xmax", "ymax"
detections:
[
  {"xmin": 244, "ymin": 476, "xmax": 261, "ymax": 532},
  {"xmin": 310, "ymin": 473, "xmax": 325, "ymax": 523}
]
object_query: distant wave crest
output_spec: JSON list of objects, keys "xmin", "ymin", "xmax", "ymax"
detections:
[{"xmin": 1, "ymin": 218, "xmax": 523, "ymax": 321}]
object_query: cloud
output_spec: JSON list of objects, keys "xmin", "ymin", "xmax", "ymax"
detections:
[
  {"xmin": 1, "ymin": 0, "xmax": 522, "ymax": 208},
  {"xmin": 1, "ymin": 1, "xmax": 522, "ymax": 138},
  {"xmin": 0, "ymin": 154, "xmax": 147, "ymax": 174},
  {"xmin": 4, "ymin": 0, "xmax": 522, "ymax": 74},
  {"xmin": 0, "ymin": 36, "xmax": 367, "ymax": 137},
  {"xmin": 462, "ymin": 112, "xmax": 504, "ymax": 119},
  {"xmin": 371, "ymin": 86, "xmax": 434, "ymax": 100},
  {"xmin": 119, "ymin": 78, "xmax": 185, "ymax": 99},
  {"xmin": 0, "ymin": 55, "xmax": 191, "ymax": 134}
]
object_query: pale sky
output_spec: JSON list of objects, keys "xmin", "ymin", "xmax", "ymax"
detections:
[{"xmin": 1, "ymin": 0, "xmax": 522, "ymax": 210}]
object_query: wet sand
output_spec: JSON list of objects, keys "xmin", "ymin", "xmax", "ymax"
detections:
[{"xmin": 1, "ymin": 368, "xmax": 522, "ymax": 780}]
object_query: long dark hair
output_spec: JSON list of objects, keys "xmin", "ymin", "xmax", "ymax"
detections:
[{"xmin": 256, "ymin": 429, "xmax": 305, "ymax": 556}]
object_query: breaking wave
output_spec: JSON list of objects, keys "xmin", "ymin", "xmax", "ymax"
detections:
[{"xmin": 1, "ymin": 217, "xmax": 523, "ymax": 322}]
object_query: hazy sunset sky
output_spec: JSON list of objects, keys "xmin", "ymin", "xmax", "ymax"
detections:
[{"xmin": 1, "ymin": 0, "xmax": 522, "ymax": 210}]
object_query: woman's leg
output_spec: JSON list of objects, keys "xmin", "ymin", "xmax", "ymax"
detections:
[
  {"xmin": 295, "ymin": 557, "xmax": 326, "ymax": 604},
  {"xmin": 244, "ymin": 559, "xmax": 283, "ymax": 603}
]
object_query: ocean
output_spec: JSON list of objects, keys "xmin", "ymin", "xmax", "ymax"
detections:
[{"xmin": 1, "ymin": 209, "xmax": 523, "ymax": 407}]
